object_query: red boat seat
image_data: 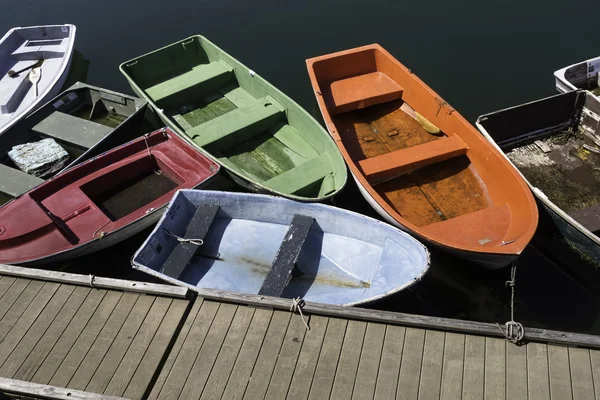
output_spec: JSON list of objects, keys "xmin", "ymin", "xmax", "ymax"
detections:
[
  {"xmin": 358, "ymin": 135, "xmax": 469, "ymax": 184},
  {"xmin": 0, "ymin": 197, "xmax": 53, "ymax": 241},
  {"xmin": 323, "ymin": 72, "xmax": 403, "ymax": 115}
]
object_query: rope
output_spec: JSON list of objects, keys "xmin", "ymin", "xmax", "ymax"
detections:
[
  {"xmin": 497, "ymin": 260, "xmax": 524, "ymax": 344},
  {"xmin": 93, "ymin": 220, "xmax": 110, "ymax": 239},
  {"xmin": 143, "ymin": 133, "xmax": 152, "ymax": 158},
  {"xmin": 290, "ymin": 297, "xmax": 310, "ymax": 330},
  {"xmin": 163, "ymin": 228, "xmax": 204, "ymax": 246},
  {"xmin": 89, "ymin": 274, "xmax": 95, "ymax": 288}
]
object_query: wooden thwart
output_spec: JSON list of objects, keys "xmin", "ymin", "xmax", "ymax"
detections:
[
  {"xmin": 258, "ymin": 214, "xmax": 314, "ymax": 297},
  {"xmin": 161, "ymin": 205, "xmax": 220, "ymax": 279}
]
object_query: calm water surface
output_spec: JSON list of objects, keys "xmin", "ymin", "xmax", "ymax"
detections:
[{"xmin": 2, "ymin": 0, "xmax": 600, "ymax": 333}]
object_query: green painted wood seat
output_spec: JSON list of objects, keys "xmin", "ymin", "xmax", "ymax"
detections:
[
  {"xmin": 0, "ymin": 163, "xmax": 43, "ymax": 198},
  {"xmin": 146, "ymin": 61, "xmax": 234, "ymax": 107},
  {"xmin": 263, "ymin": 152, "xmax": 333, "ymax": 195},
  {"xmin": 32, "ymin": 111, "xmax": 113, "ymax": 149},
  {"xmin": 188, "ymin": 97, "xmax": 284, "ymax": 150}
]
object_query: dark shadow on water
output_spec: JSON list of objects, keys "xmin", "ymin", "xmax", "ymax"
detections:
[{"xmin": 61, "ymin": 50, "xmax": 90, "ymax": 91}]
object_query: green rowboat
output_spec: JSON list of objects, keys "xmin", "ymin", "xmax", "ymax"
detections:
[{"xmin": 119, "ymin": 36, "xmax": 347, "ymax": 201}]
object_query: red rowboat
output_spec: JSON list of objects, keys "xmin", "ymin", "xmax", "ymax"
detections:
[{"xmin": 0, "ymin": 127, "xmax": 219, "ymax": 265}]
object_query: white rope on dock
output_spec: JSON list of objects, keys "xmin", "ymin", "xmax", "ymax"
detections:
[
  {"xmin": 498, "ymin": 260, "xmax": 524, "ymax": 344},
  {"xmin": 89, "ymin": 274, "xmax": 96, "ymax": 288},
  {"xmin": 290, "ymin": 297, "xmax": 310, "ymax": 330},
  {"xmin": 163, "ymin": 228, "xmax": 204, "ymax": 246}
]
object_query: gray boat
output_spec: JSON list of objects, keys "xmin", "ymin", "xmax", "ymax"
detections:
[
  {"xmin": 132, "ymin": 190, "xmax": 430, "ymax": 306},
  {"xmin": 0, "ymin": 82, "xmax": 156, "ymax": 206},
  {"xmin": 476, "ymin": 90, "xmax": 600, "ymax": 290},
  {"xmin": 0, "ymin": 24, "xmax": 76, "ymax": 136}
]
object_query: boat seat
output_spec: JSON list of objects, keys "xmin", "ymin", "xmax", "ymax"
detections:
[
  {"xmin": 0, "ymin": 66, "xmax": 31, "ymax": 114},
  {"xmin": 161, "ymin": 205, "xmax": 220, "ymax": 279},
  {"xmin": 12, "ymin": 39, "xmax": 66, "ymax": 60},
  {"xmin": 264, "ymin": 152, "xmax": 333, "ymax": 195},
  {"xmin": 324, "ymin": 72, "xmax": 403, "ymax": 115},
  {"xmin": 421, "ymin": 204, "xmax": 511, "ymax": 247},
  {"xmin": 0, "ymin": 163, "xmax": 44, "ymax": 198},
  {"xmin": 32, "ymin": 111, "xmax": 113, "ymax": 150},
  {"xmin": 188, "ymin": 97, "xmax": 284, "ymax": 150},
  {"xmin": 146, "ymin": 61, "xmax": 234, "ymax": 107},
  {"xmin": 358, "ymin": 135, "xmax": 469, "ymax": 183},
  {"xmin": 259, "ymin": 214, "xmax": 315, "ymax": 297}
]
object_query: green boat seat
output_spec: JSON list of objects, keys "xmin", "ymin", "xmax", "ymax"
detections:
[
  {"xmin": 146, "ymin": 61, "xmax": 234, "ymax": 107},
  {"xmin": 32, "ymin": 111, "xmax": 113, "ymax": 150},
  {"xmin": 0, "ymin": 163, "xmax": 44, "ymax": 198},
  {"xmin": 264, "ymin": 152, "xmax": 333, "ymax": 195},
  {"xmin": 189, "ymin": 97, "xmax": 284, "ymax": 150}
]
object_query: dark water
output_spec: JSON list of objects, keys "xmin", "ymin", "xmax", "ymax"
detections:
[{"xmin": 2, "ymin": 0, "xmax": 600, "ymax": 334}]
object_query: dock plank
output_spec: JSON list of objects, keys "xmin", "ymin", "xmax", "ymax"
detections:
[
  {"xmin": 156, "ymin": 300, "xmax": 220, "ymax": 400},
  {"xmin": 484, "ymin": 338, "xmax": 505, "ymax": 400},
  {"xmin": 30, "ymin": 289, "xmax": 112, "ymax": 384},
  {"xmin": 440, "ymin": 333, "xmax": 465, "ymax": 400},
  {"xmin": 462, "ymin": 335, "xmax": 485, "ymax": 400},
  {"xmin": 0, "ymin": 280, "xmax": 46, "ymax": 340},
  {"xmin": 307, "ymin": 318, "xmax": 347, "ymax": 400},
  {"xmin": 76, "ymin": 295, "xmax": 154, "ymax": 392},
  {"xmin": 397, "ymin": 327, "xmax": 426, "ymax": 400},
  {"xmin": 220, "ymin": 308, "xmax": 273, "ymax": 400},
  {"xmin": 506, "ymin": 342, "xmax": 528, "ymax": 400},
  {"xmin": 527, "ymin": 343, "xmax": 551, "ymax": 400},
  {"xmin": 590, "ymin": 350, "xmax": 600, "ymax": 400},
  {"xmin": 284, "ymin": 315, "xmax": 328, "ymax": 400},
  {"xmin": 104, "ymin": 297, "xmax": 174, "ymax": 398},
  {"xmin": 264, "ymin": 313, "xmax": 309, "ymax": 400},
  {"xmin": 0, "ymin": 276, "xmax": 16, "ymax": 301},
  {"xmin": 14, "ymin": 287, "xmax": 101, "ymax": 382},
  {"xmin": 177, "ymin": 302, "xmax": 238, "ymax": 400},
  {"xmin": 0, "ymin": 282, "xmax": 61, "ymax": 361},
  {"xmin": 124, "ymin": 298, "xmax": 190, "ymax": 400},
  {"xmin": 568, "ymin": 348, "xmax": 594, "ymax": 400},
  {"xmin": 352, "ymin": 322, "xmax": 386, "ymax": 400},
  {"xmin": 418, "ymin": 330, "xmax": 445, "ymax": 400},
  {"xmin": 374, "ymin": 325, "xmax": 405, "ymax": 400},
  {"xmin": 0, "ymin": 284, "xmax": 77, "ymax": 377},
  {"xmin": 240, "ymin": 311, "xmax": 294, "ymax": 400},
  {"xmin": 46, "ymin": 291, "xmax": 131, "ymax": 388},
  {"xmin": 548, "ymin": 345, "xmax": 573, "ymax": 400},
  {"xmin": 199, "ymin": 306, "xmax": 255, "ymax": 400},
  {"xmin": 330, "ymin": 320, "xmax": 367, "ymax": 400},
  {"xmin": 0, "ymin": 278, "xmax": 33, "ymax": 320},
  {"xmin": 148, "ymin": 298, "xmax": 204, "ymax": 400}
]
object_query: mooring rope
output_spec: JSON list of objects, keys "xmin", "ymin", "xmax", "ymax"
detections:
[
  {"xmin": 93, "ymin": 220, "xmax": 111, "ymax": 239},
  {"xmin": 143, "ymin": 133, "xmax": 152, "ymax": 159},
  {"xmin": 89, "ymin": 274, "xmax": 96, "ymax": 288},
  {"xmin": 163, "ymin": 228, "xmax": 204, "ymax": 246},
  {"xmin": 497, "ymin": 260, "xmax": 524, "ymax": 344},
  {"xmin": 290, "ymin": 297, "xmax": 310, "ymax": 330}
]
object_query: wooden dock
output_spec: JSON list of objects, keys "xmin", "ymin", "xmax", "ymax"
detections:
[{"xmin": 0, "ymin": 265, "xmax": 598, "ymax": 400}]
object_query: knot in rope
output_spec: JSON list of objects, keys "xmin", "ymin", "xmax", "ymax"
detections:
[
  {"xmin": 290, "ymin": 297, "xmax": 310, "ymax": 330},
  {"xmin": 163, "ymin": 228, "xmax": 204, "ymax": 246},
  {"xmin": 497, "ymin": 321, "xmax": 525, "ymax": 344},
  {"xmin": 89, "ymin": 274, "xmax": 96, "ymax": 288}
]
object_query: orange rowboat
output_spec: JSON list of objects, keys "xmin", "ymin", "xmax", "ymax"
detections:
[{"xmin": 306, "ymin": 44, "xmax": 538, "ymax": 269}]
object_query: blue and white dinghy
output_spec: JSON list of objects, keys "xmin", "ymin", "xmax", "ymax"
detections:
[{"xmin": 132, "ymin": 190, "xmax": 430, "ymax": 306}]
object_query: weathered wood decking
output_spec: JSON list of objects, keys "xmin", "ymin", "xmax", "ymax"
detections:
[{"xmin": 0, "ymin": 264, "xmax": 598, "ymax": 399}]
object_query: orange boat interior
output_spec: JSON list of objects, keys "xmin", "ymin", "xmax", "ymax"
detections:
[{"xmin": 308, "ymin": 45, "xmax": 536, "ymax": 253}]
